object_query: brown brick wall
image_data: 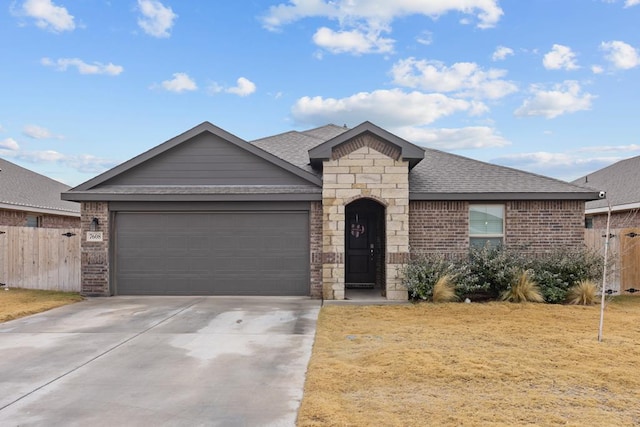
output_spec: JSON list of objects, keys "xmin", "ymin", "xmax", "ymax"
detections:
[
  {"xmin": 409, "ymin": 201, "xmax": 469, "ymax": 256},
  {"xmin": 332, "ymin": 134, "xmax": 401, "ymax": 161},
  {"xmin": 80, "ymin": 202, "xmax": 110, "ymax": 296},
  {"xmin": 409, "ymin": 199, "xmax": 586, "ymax": 256},
  {"xmin": 0, "ymin": 208, "xmax": 80, "ymax": 228},
  {"xmin": 309, "ymin": 201, "xmax": 323, "ymax": 298},
  {"xmin": 506, "ymin": 200, "xmax": 585, "ymax": 252},
  {"xmin": 589, "ymin": 210, "xmax": 640, "ymax": 229}
]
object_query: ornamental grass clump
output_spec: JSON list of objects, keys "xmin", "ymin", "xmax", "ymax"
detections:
[
  {"xmin": 501, "ymin": 269, "xmax": 544, "ymax": 303},
  {"xmin": 566, "ymin": 280, "xmax": 598, "ymax": 305},
  {"xmin": 432, "ymin": 275, "xmax": 459, "ymax": 303}
]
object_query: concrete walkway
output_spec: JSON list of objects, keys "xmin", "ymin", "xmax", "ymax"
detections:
[{"xmin": 0, "ymin": 296, "xmax": 320, "ymax": 426}]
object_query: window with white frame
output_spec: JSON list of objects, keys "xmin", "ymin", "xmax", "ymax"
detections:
[{"xmin": 469, "ymin": 204, "xmax": 504, "ymax": 248}]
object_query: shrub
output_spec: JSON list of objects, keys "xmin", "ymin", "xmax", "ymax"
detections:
[
  {"xmin": 401, "ymin": 254, "xmax": 458, "ymax": 301},
  {"xmin": 566, "ymin": 280, "xmax": 598, "ymax": 305},
  {"xmin": 501, "ymin": 269, "xmax": 544, "ymax": 303},
  {"xmin": 432, "ymin": 275, "xmax": 459, "ymax": 303},
  {"xmin": 467, "ymin": 246, "xmax": 524, "ymax": 299},
  {"xmin": 527, "ymin": 248, "xmax": 604, "ymax": 304}
]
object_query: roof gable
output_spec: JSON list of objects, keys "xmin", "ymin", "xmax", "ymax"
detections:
[
  {"xmin": 308, "ymin": 121, "xmax": 425, "ymax": 169},
  {"xmin": 70, "ymin": 122, "xmax": 322, "ymax": 192}
]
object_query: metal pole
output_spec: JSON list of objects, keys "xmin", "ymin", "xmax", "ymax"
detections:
[{"xmin": 597, "ymin": 203, "xmax": 612, "ymax": 342}]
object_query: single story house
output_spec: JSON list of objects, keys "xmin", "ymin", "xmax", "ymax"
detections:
[
  {"xmin": 62, "ymin": 121, "xmax": 599, "ymax": 299},
  {"xmin": 1, "ymin": 157, "xmax": 80, "ymax": 228},
  {"xmin": 572, "ymin": 155, "xmax": 640, "ymax": 229}
]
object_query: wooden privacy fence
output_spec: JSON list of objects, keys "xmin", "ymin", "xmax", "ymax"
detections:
[
  {"xmin": 0, "ymin": 226, "xmax": 81, "ymax": 292},
  {"xmin": 585, "ymin": 228, "xmax": 640, "ymax": 294}
]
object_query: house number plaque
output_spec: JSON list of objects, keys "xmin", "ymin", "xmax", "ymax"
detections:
[{"xmin": 87, "ymin": 231, "xmax": 103, "ymax": 242}]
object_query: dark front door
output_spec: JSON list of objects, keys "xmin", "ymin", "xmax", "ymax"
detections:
[{"xmin": 345, "ymin": 200, "xmax": 382, "ymax": 287}]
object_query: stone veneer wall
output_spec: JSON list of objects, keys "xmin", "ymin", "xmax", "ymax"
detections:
[
  {"xmin": 309, "ymin": 201, "xmax": 323, "ymax": 298},
  {"xmin": 80, "ymin": 202, "xmax": 110, "ymax": 296},
  {"xmin": 322, "ymin": 135, "xmax": 410, "ymax": 300},
  {"xmin": 0, "ymin": 208, "xmax": 80, "ymax": 228}
]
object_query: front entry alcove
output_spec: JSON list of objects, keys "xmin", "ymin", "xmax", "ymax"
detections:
[{"xmin": 345, "ymin": 198, "xmax": 386, "ymax": 296}]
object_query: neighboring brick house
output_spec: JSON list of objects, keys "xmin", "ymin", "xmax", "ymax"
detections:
[
  {"xmin": 0, "ymin": 158, "xmax": 80, "ymax": 228},
  {"xmin": 572, "ymin": 155, "xmax": 640, "ymax": 229},
  {"xmin": 62, "ymin": 121, "xmax": 598, "ymax": 299},
  {"xmin": 572, "ymin": 155, "xmax": 640, "ymax": 294}
]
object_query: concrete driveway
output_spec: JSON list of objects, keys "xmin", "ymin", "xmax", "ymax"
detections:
[{"xmin": 0, "ymin": 296, "xmax": 320, "ymax": 426}]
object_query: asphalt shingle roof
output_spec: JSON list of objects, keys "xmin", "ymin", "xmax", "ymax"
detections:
[
  {"xmin": 409, "ymin": 148, "xmax": 594, "ymax": 195},
  {"xmin": 251, "ymin": 126, "xmax": 348, "ymax": 175},
  {"xmin": 251, "ymin": 125, "xmax": 597, "ymax": 198},
  {"xmin": 0, "ymin": 157, "xmax": 80, "ymax": 215},
  {"xmin": 572, "ymin": 155, "xmax": 640, "ymax": 209}
]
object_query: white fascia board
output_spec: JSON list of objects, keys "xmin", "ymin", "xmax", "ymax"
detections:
[{"xmin": 585, "ymin": 202, "xmax": 640, "ymax": 215}]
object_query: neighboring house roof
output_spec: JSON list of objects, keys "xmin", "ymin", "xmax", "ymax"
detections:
[
  {"xmin": 572, "ymin": 155, "xmax": 640, "ymax": 213},
  {"xmin": 0, "ymin": 157, "xmax": 80, "ymax": 216},
  {"xmin": 63, "ymin": 121, "xmax": 599, "ymax": 203}
]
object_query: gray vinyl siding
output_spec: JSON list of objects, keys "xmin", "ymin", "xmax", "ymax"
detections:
[{"xmin": 103, "ymin": 132, "xmax": 312, "ymax": 186}]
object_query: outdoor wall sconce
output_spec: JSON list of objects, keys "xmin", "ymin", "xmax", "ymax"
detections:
[{"xmin": 90, "ymin": 217, "xmax": 100, "ymax": 231}]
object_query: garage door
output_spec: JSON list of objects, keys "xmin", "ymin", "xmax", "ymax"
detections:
[{"xmin": 114, "ymin": 211, "xmax": 309, "ymax": 295}]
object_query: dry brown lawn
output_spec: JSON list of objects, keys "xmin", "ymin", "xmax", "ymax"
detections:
[
  {"xmin": 0, "ymin": 288, "xmax": 83, "ymax": 322},
  {"xmin": 298, "ymin": 297, "xmax": 640, "ymax": 426}
]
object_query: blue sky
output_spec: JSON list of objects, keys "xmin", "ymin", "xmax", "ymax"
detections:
[{"xmin": 1, "ymin": 0, "xmax": 639, "ymax": 187}]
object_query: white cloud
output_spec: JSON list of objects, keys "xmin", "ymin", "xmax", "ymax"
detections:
[
  {"xmin": 492, "ymin": 151, "xmax": 624, "ymax": 181},
  {"xmin": 577, "ymin": 144, "xmax": 640, "ymax": 153},
  {"xmin": 492, "ymin": 46, "xmax": 514, "ymax": 61},
  {"xmin": 0, "ymin": 144, "xmax": 116, "ymax": 174},
  {"xmin": 137, "ymin": 0, "xmax": 177, "ymax": 38},
  {"xmin": 262, "ymin": 1, "xmax": 502, "ymax": 55},
  {"xmin": 390, "ymin": 58, "xmax": 518, "ymax": 100},
  {"xmin": 291, "ymin": 89, "xmax": 484, "ymax": 127},
  {"xmin": 23, "ymin": 124, "xmax": 63, "ymax": 139},
  {"xmin": 312, "ymin": 27, "xmax": 394, "ymax": 54},
  {"xmin": 514, "ymin": 81, "xmax": 595, "ymax": 119},
  {"xmin": 159, "ymin": 72, "xmax": 197, "ymax": 93},
  {"xmin": 600, "ymin": 40, "xmax": 639, "ymax": 69},
  {"xmin": 416, "ymin": 31, "xmax": 432, "ymax": 46},
  {"xmin": 543, "ymin": 44, "xmax": 579, "ymax": 70},
  {"xmin": 394, "ymin": 126, "xmax": 511, "ymax": 150},
  {"xmin": 0, "ymin": 138, "xmax": 20, "ymax": 151},
  {"xmin": 625, "ymin": 0, "xmax": 640, "ymax": 7},
  {"xmin": 20, "ymin": 0, "xmax": 75, "ymax": 32},
  {"xmin": 41, "ymin": 57, "xmax": 124, "ymax": 75},
  {"xmin": 226, "ymin": 77, "xmax": 256, "ymax": 97},
  {"xmin": 591, "ymin": 65, "xmax": 604, "ymax": 74},
  {"xmin": 209, "ymin": 77, "xmax": 257, "ymax": 97},
  {"xmin": 262, "ymin": 1, "xmax": 503, "ymax": 31}
]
